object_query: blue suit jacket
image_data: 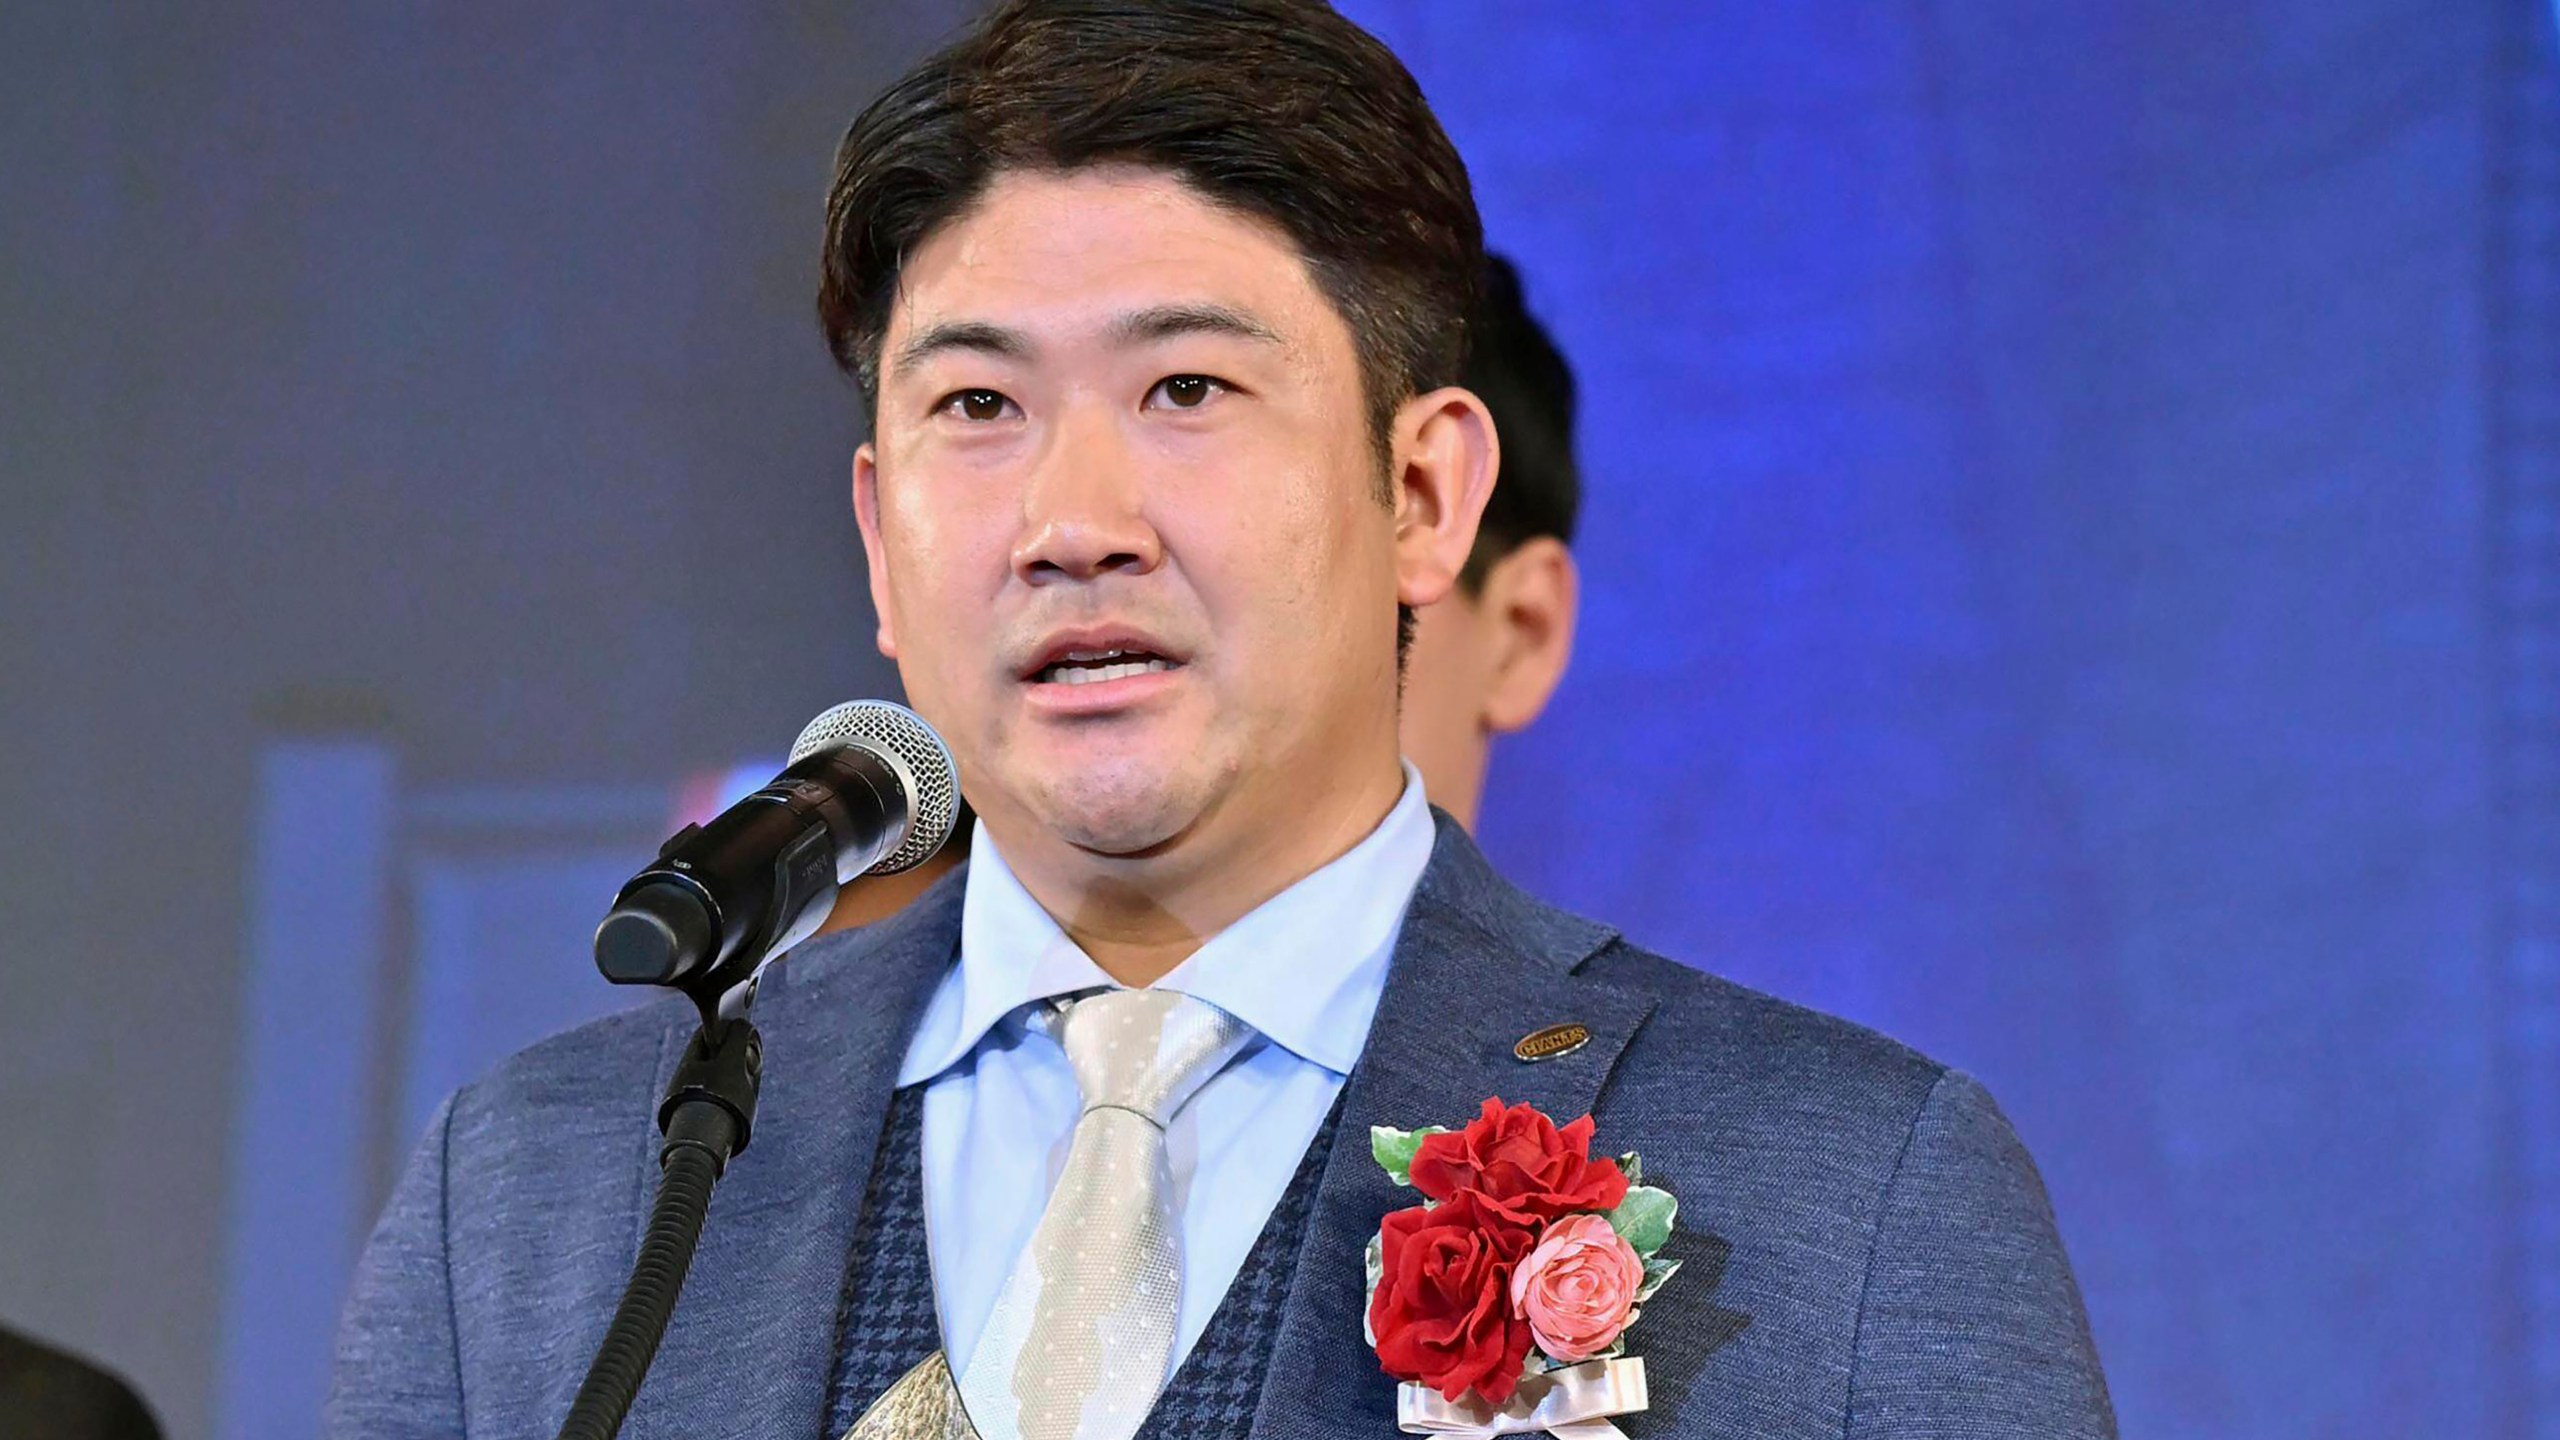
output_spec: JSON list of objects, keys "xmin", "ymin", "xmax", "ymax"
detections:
[{"xmin": 327, "ymin": 813, "xmax": 2116, "ymax": 1438}]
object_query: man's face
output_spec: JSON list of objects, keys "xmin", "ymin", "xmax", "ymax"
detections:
[{"xmin": 853, "ymin": 166, "xmax": 1422, "ymax": 865}]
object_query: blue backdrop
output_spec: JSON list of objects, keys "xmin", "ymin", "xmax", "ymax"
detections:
[
  {"xmin": 1333, "ymin": 4, "xmax": 2560, "ymax": 1435},
  {"xmin": 2, "ymin": 3, "xmax": 2554, "ymax": 1437}
]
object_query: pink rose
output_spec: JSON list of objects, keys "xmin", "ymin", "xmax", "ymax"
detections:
[{"xmin": 1507, "ymin": 1213, "xmax": 1643, "ymax": 1363}]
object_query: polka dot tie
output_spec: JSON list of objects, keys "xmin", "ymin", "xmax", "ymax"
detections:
[{"xmin": 955, "ymin": 988, "xmax": 1257, "ymax": 1440}]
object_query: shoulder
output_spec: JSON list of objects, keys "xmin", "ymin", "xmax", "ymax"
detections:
[
  {"xmin": 442, "ymin": 988, "xmax": 692, "ymax": 1160},
  {"xmin": 1416, "ymin": 814, "xmax": 1958, "ymax": 1158},
  {"xmin": 1527, "ymin": 921, "xmax": 2112, "ymax": 1424},
  {"xmin": 433, "ymin": 906, "xmax": 933, "ymax": 1170},
  {"xmin": 1587, "ymin": 937, "xmax": 1948, "ymax": 1121},
  {"xmin": 1576, "ymin": 936, "xmax": 1965, "ymax": 1195},
  {"xmin": 1568, "ymin": 957, "xmax": 2110, "ymax": 1433}
]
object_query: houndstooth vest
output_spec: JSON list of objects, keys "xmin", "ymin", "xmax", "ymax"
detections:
[{"xmin": 822, "ymin": 1082, "xmax": 1347, "ymax": 1440}]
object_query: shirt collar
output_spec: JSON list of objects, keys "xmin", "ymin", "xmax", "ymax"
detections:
[{"xmin": 897, "ymin": 762, "xmax": 1436, "ymax": 1083}]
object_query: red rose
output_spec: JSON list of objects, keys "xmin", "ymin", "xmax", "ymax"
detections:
[
  {"xmin": 1367, "ymin": 1189, "xmax": 1538, "ymax": 1404},
  {"xmin": 1409, "ymin": 1097, "xmax": 1630, "ymax": 1224}
]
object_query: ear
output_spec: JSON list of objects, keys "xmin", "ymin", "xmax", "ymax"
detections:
[
  {"xmin": 1389, "ymin": 386, "xmax": 1499, "ymax": 610},
  {"xmin": 851, "ymin": 443, "xmax": 900, "ymax": 660},
  {"xmin": 1476, "ymin": 537, "xmax": 1579, "ymax": 734}
]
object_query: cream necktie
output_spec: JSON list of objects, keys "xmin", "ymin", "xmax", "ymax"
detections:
[{"xmin": 954, "ymin": 987, "xmax": 1256, "ymax": 1440}]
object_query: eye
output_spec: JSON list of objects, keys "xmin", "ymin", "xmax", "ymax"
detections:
[
  {"xmin": 1145, "ymin": 374, "xmax": 1226, "ymax": 411},
  {"xmin": 936, "ymin": 388, "xmax": 1018, "ymax": 422}
]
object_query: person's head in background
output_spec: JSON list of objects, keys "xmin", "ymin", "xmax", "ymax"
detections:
[
  {"xmin": 821, "ymin": 253, "xmax": 1576, "ymax": 933},
  {"xmin": 1396, "ymin": 253, "xmax": 1579, "ymax": 830}
]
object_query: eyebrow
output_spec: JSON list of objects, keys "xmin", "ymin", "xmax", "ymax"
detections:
[
  {"xmin": 1106, "ymin": 303, "xmax": 1283, "ymax": 349},
  {"xmin": 887, "ymin": 304, "xmax": 1283, "ymax": 384},
  {"xmin": 888, "ymin": 320, "xmax": 1031, "ymax": 381}
]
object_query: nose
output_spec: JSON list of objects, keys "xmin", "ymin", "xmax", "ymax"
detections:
[{"xmin": 1010, "ymin": 402, "xmax": 1163, "ymax": 585}]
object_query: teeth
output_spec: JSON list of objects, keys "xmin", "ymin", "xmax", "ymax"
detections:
[{"xmin": 1040, "ymin": 657, "xmax": 1175, "ymax": 685}]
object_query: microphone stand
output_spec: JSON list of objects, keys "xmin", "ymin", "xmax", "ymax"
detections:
[
  {"xmin": 552, "ymin": 698, "xmax": 956, "ymax": 1438},
  {"xmin": 555, "ymin": 771, "xmax": 822, "ymax": 1439},
  {"xmin": 552, "ymin": 1010, "xmax": 761, "ymax": 1440},
  {"xmin": 551, "ymin": 1008, "xmax": 761, "ymax": 1440}
]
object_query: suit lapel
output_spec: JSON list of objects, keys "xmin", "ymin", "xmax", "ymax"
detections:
[
  {"xmin": 1251, "ymin": 815, "xmax": 1656, "ymax": 1440},
  {"xmin": 622, "ymin": 869, "xmax": 965, "ymax": 1440}
]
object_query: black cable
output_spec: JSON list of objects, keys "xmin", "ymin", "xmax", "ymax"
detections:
[
  {"xmin": 553, "ymin": 1019, "xmax": 762, "ymax": 1440},
  {"xmin": 554, "ymin": 1140, "xmax": 721, "ymax": 1440}
]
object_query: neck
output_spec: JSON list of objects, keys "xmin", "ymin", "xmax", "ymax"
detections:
[
  {"xmin": 814, "ymin": 845, "xmax": 964, "ymax": 937},
  {"xmin": 999, "ymin": 754, "xmax": 1408, "ymax": 987}
]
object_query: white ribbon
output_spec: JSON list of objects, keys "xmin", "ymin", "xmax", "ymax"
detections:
[{"xmin": 1396, "ymin": 1357, "xmax": 1649, "ymax": 1439}]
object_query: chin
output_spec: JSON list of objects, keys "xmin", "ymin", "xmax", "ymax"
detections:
[{"xmin": 1023, "ymin": 765, "xmax": 1207, "ymax": 858}]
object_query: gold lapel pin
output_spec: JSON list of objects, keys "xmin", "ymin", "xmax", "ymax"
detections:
[{"xmin": 1513, "ymin": 1022, "xmax": 1591, "ymax": 1063}]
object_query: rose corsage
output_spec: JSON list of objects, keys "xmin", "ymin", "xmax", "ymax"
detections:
[{"xmin": 1364, "ymin": 1098, "xmax": 1679, "ymax": 1438}]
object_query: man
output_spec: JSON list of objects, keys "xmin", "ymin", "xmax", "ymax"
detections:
[
  {"xmin": 820, "ymin": 249, "xmax": 1579, "ymax": 938},
  {"xmin": 1397, "ymin": 254, "xmax": 1580, "ymax": 833},
  {"xmin": 328, "ymin": 3, "xmax": 2115, "ymax": 1437}
]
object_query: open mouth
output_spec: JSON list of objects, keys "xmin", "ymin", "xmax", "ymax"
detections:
[{"xmin": 1032, "ymin": 648, "xmax": 1181, "ymax": 686}]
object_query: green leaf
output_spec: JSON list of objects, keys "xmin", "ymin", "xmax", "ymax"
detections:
[
  {"xmin": 1605, "ymin": 1185, "xmax": 1678, "ymax": 1256},
  {"xmin": 1617, "ymin": 1152, "xmax": 1643, "ymax": 1187},
  {"xmin": 1635, "ymin": 1255, "xmax": 1682, "ymax": 1302},
  {"xmin": 1370, "ymin": 1124, "xmax": 1449, "ymax": 1187}
]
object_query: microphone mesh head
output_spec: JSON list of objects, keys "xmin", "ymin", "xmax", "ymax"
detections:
[{"xmin": 788, "ymin": 700, "xmax": 960, "ymax": 875}]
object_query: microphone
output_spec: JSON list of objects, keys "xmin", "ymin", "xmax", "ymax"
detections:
[
  {"xmin": 593, "ymin": 700, "xmax": 959, "ymax": 1009},
  {"xmin": 562, "ymin": 702, "xmax": 954, "ymax": 1440}
]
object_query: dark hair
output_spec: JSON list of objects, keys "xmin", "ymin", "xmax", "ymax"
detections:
[
  {"xmin": 1459, "ymin": 253, "xmax": 1581, "ymax": 591},
  {"xmin": 816, "ymin": 0, "xmax": 1485, "ymax": 450}
]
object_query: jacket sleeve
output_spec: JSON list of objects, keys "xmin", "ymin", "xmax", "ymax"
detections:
[
  {"xmin": 324, "ymin": 1091, "xmax": 468, "ymax": 1440},
  {"xmin": 1843, "ymin": 1070, "xmax": 2117, "ymax": 1439}
]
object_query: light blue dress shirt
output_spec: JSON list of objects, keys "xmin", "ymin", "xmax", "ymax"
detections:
[{"xmin": 894, "ymin": 763, "xmax": 1436, "ymax": 1377}]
